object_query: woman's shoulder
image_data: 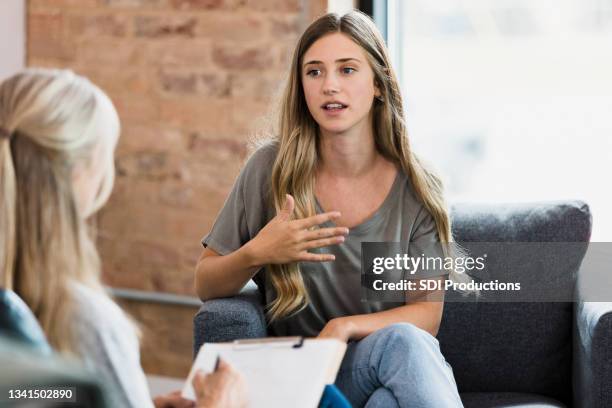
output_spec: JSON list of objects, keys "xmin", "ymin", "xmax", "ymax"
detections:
[
  {"xmin": 245, "ymin": 139, "xmax": 279, "ymax": 169},
  {"xmin": 236, "ymin": 140, "xmax": 279, "ymax": 191},
  {"xmin": 69, "ymin": 281, "xmax": 134, "ymax": 335},
  {"xmin": 396, "ymin": 168, "xmax": 432, "ymax": 219}
]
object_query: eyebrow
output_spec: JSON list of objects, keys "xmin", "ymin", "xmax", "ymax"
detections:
[{"xmin": 303, "ymin": 57, "xmax": 362, "ymax": 68}]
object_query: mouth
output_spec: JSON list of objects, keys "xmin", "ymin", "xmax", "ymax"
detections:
[{"xmin": 321, "ymin": 102, "xmax": 348, "ymax": 111}]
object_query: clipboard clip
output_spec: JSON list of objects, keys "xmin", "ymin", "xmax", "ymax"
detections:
[{"xmin": 232, "ymin": 336, "xmax": 304, "ymax": 350}]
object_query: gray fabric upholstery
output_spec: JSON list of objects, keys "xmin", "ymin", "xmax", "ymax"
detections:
[
  {"xmin": 573, "ymin": 301, "xmax": 612, "ymax": 408},
  {"xmin": 461, "ymin": 392, "xmax": 566, "ymax": 408},
  {"xmin": 437, "ymin": 201, "xmax": 592, "ymax": 405},
  {"xmin": 193, "ymin": 201, "xmax": 611, "ymax": 408},
  {"xmin": 193, "ymin": 282, "xmax": 266, "ymax": 356}
]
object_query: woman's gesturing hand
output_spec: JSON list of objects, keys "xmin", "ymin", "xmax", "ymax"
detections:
[{"xmin": 245, "ymin": 194, "xmax": 349, "ymax": 266}]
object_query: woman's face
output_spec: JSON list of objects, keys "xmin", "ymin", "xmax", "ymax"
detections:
[
  {"xmin": 301, "ymin": 32, "xmax": 380, "ymax": 135},
  {"xmin": 72, "ymin": 95, "xmax": 119, "ymax": 219}
]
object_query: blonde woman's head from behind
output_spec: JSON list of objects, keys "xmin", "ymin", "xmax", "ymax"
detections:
[{"xmin": 0, "ymin": 68, "xmax": 120, "ymax": 353}]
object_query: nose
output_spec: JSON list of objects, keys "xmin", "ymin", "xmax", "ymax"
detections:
[{"xmin": 322, "ymin": 71, "xmax": 340, "ymax": 95}]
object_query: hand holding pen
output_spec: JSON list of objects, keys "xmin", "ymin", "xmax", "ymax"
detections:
[{"xmin": 192, "ymin": 358, "xmax": 248, "ymax": 408}]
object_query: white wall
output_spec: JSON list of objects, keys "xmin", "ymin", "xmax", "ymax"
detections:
[
  {"xmin": 0, "ymin": 0, "xmax": 25, "ymax": 81},
  {"xmin": 328, "ymin": 0, "xmax": 357, "ymax": 15}
]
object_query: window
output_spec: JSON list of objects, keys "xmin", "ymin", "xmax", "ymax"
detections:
[
  {"xmin": 0, "ymin": 0, "xmax": 25, "ymax": 80},
  {"xmin": 377, "ymin": 0, "xmax": 612, "ymax": 240}
]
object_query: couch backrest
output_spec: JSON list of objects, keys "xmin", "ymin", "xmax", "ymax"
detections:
[
  {"xmin": 0, "ymin": 289, "xmax": 52, "ymax": 355},
  {"xmin": 438, "ymin": 201, "xmax": 592, "ymax": 404}
]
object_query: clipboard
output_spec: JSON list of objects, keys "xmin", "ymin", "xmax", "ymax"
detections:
[{"xmin": 181, "ymin": 337, "xmax": 346, "ymax": 408}]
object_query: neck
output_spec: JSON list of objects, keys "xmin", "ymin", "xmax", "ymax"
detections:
[{"xmin": 317, "ymin": 120, "xmax": 379, "ymax": 178}]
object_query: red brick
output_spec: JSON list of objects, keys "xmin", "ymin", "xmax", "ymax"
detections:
[
  {"xmin": 212, "ymin": 44, "xmax": 273, "ymax": 70},
  {"xmin": 158, "ymin": 98, "xmax": 232, "ymax": 131},
  {"xmin": 158, "ymin": 69, "xmax": 198, "ymax": 94},
  {"xmin": 169, "ymin": 0, "xmax": 224, "ymax": 10},
  {"xmin": 119, "ymin": 300, "xmax": 196, "ymax": 376},
  {"xmin": 28, "ymin": 11, "xmax": 75, "ymax": 61},
  {"xmin": 111, "ymin": 94, "xmax": 159, "ymax": 124},
  {"xmin": 98, "ymin": 200, "xmax": 207, "ymax": 244},
  {"xmin": 183, "ymin": 139, "xmax": 246, "ymax": 190},
  {"xmin": 146, "ymin": 38, "xmax": 212, "ymax": 67},
  {"xmin": 149, "ymin": 267, "xmax": 195, "ymax": 294},
  {"xmin": 230, "ymin": 72, "xmax": 284, "ymax": 101},
  {"xmin": 118, "ymin": 124, "xmax": 188, "ymax": 155},
  {"xmin": 157, "ymin": 69, "xmax": 230, "ymax": 97},
  {"xmin": 25, "ymin": 57, "xmax": 69, "ymax": 69},
  {"xmin": 195, "ymin": 13, "xmax": 266, "ymax": 42},
  {"xmin": 188, "ymin": 136, "xmax": 246, "ymax": 158},
  {"xmin": 158, "ymin": 182, "xmax": 194, "ymax": 207},
  {"xmin": 270, "ymin": 14, "xmax": 301, "ymax": 36},
  {"xmin": 68, "ymin": 13, "xmax": 129, "ymax": 37},
  {"xmin": 30, "ymin": 0, "xmax": 100, "ymax": 7},
  {"xmin": 104, "ymin": 0, "xmax": 167, "ymax": 7},
  {"xmin": 134, "ymin": 15, "xmax": 197, "ymax": 38},
  {"xmin": 199, "ymin": 72, "xmax": 231, "ymax": 97},
  {"xmin": 115, "ymin": 151, "xmax": 188, "ymax": 181},
  {"xmin": 238, "ymin": 0, "xmax": 302, "ymax": 12},
  {"xmin": 230, "ymin": 99, "xmax": 272, "ymax": 135},
  {"xmin": 278, "ymin": 43, "xmax": 297, "ymax": 67},
  {"xmin": 100, "ymin": 237, "xmax": 187, "ymax": 293},
  {"xmin": 76, "ymin": 39, "xmax": 146, "ymax": 65},
  {"xmin": 75, "ymin": 66, "xmax": 151, "ymax": 96}
]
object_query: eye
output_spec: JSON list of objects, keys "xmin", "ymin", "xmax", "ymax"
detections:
[
  {"xmin": 306, "ymin": 69, "xmax": 321, "ymax": 77},
  {"xmin": 342, "ymin": 67, "xmax": 356, "ymax": 75}
]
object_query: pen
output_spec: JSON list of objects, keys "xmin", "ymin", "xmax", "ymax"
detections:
[{"xmin": 214, "ymin": 355, "xmax": 220, "ymax": 371}]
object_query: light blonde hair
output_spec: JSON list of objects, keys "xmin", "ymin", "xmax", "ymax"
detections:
[
  {"xmin": 0, "ymin": 68, "xmax": 120, "ymax": 355},
  {"xmin": 259, "ymin": 11, "xmax": 469, "ymax": 322}
]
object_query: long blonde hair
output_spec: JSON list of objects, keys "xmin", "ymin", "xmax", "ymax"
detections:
[
  {"xmin": 0, "ymin": 69, "xmax": 119, "ymax": 355},
  {"xmin": 264, "ymin": 11, "xmax": 465, "ymax": 322}
]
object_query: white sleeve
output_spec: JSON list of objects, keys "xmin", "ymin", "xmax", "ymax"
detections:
[{"xmin": 72, "ymin": 297, "xmax": 154, "ymax": 408}]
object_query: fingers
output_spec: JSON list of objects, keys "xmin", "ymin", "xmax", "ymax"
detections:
[
  {"xmin": 300, "ymin": 236, "xmax": 345, "ymax": 250},
  {"xmin": 277, "ymin": 194, "xmax": 295, "ymax": 220},
  {"xmin": 178, "ymin": 399, "xmax": 196, "ymax": 408},
  {"xmin": 299, "ymin": 252, "xmax": 336, "ymax": 262},
  {"xmin": 192, "ymin": 371, "xmax": 207, "ymax": 399},
  {"xmin": 216, "ymin": 358, "xmax": 231, "ymax": 372},
  {"xmin": 302, "ymin": 226, "xmax": 349, "ymax": 242},
  {"xmin": 295, "ymin": 211, "xmax": 341, "ymax": 229}
]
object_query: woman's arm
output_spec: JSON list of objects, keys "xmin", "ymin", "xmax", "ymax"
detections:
[
  {"xmin": 195, "ymin": 195, "xmax": 348, "ymax": 301},
  {"xmin": 194, "ymin": 246, "xmax": 262, "ymax": 301},
  {"xmin": 318, "ymin": 279, "xmax": 445, "ymax": 341}
]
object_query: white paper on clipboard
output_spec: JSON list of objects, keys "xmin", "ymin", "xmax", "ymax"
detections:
[{"xmin": 181, "ymin": 337, "xmax": 346, "ymax": 408}]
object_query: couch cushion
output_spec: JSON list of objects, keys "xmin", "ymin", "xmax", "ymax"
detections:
[
  {"xmin": 461, "ymin": 392, "xmax": 566, "ymax": 408},
  {"xmin": 439, "ymin": 201, "xmax": 591, "ymax": 405},
  {"xmin": 193, "ymin": 286, "xmax": 267, "ymax": 355}
]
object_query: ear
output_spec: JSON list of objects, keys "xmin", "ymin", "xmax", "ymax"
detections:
[{"xmin": 373, "ymin": 79, "xmax": 382, "ymax": 98}]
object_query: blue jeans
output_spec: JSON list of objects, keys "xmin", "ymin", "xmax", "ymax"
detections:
[{"xmin": 334, "ymin": 323, "xmax": 463, "ymax": 408}]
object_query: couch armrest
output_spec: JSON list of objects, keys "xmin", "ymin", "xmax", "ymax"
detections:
[
  {"xmin": 573, "ymin": 301, "xmax": 612, "ymax": 408},
  {"xmin": 193, "ymin": 287, "xmax": 267, "ymax": 356}
]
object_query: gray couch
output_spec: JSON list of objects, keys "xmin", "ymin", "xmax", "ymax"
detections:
[
  {"xmin": 193, "ymin": 201, "xmax": 612, "ymax": 408},
  {"xmin": 0, "ymin": 289, "xmax": 109, "ymax": 407}
]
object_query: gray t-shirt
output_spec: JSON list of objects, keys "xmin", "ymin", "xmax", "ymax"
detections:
[{"xmin": 202, "ymin": 142, "xmax": 446, "ymax": 337}]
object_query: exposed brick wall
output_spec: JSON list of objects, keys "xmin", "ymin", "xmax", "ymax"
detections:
[
  {"xmin": 27, "ymin": 0, "xmax": 327, "ymax": 377},
  {"xmin": 27, "ymin": 0, "xmax": 326, "ymax": 296}
]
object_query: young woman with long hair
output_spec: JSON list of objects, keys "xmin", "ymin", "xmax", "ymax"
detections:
[
  {"xmin": 196, "ymin": 11, "xmax": 464, "ymax": 407},
  {"xmin": 0, "ymin": 68, "xmax": 246, "ymax": 408}
]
